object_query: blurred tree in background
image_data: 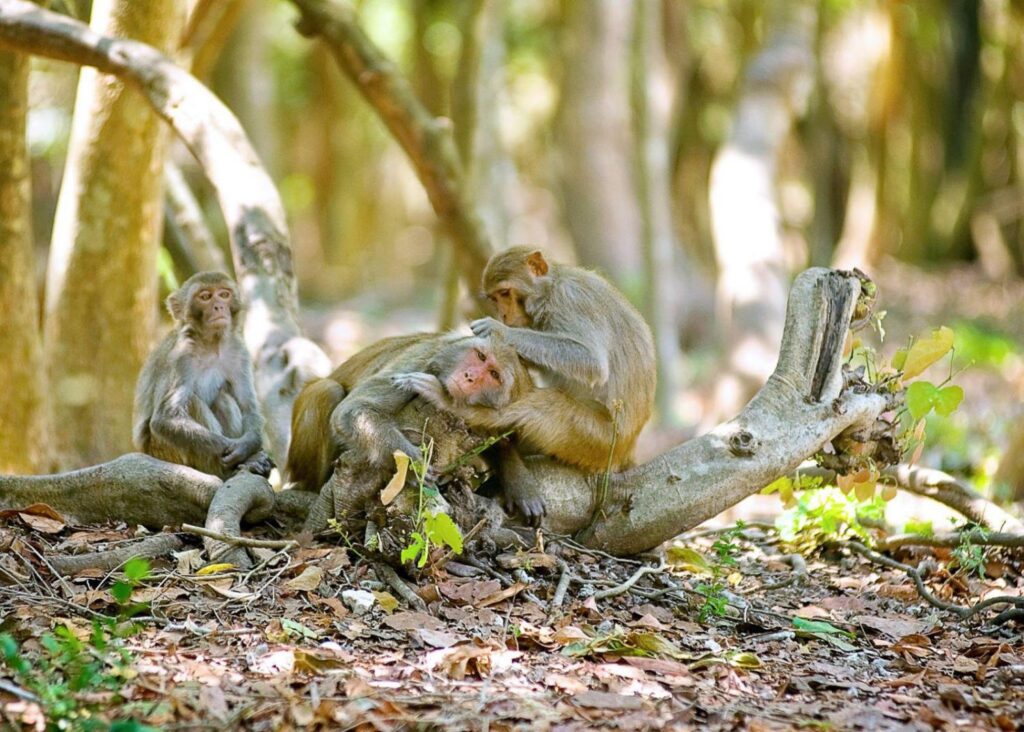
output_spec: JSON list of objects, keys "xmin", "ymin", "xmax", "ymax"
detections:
[{"xmin": 5, "ymin": 0, "xmax": 1024, "ymax": 497}]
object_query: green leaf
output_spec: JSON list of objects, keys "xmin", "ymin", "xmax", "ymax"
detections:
[
  {"xmin": 934, "ymin": 385, "xmax": 964, "ymax": 416},
  {"xmin": 792, "ymin": 617, "xmax": 854, "ymax": 638},
  {"xmin": 123, "ymin": 557, "xmax": 150, "ymax": 583},
  {"xmin": 401, "ymin": 533, "xmax": 425, "ymax": 565},
  {"xmin": 666, "ymin": 546, "xmax": 714, "ymax": 575},
  {"xmin": 424, "ymin": 512, "xmax": 463, "ymax": 554},
  {"xmin": 905, "ymin": 381, "xmax": 939, "ymax": 420},
  {"xmin": 110, "ymin": 581, "xmax": 132, "ymax": 605},
  {"xmin": 282, "ymin": 618, "xmax": 319, "ymax": 640},
  {"xmin": 904, "ymin": 519, "xmax": 933, "ymax": 535},
  {"xmin": 902, "ymin": 326, "xmax": 954, "ymax": 380}
]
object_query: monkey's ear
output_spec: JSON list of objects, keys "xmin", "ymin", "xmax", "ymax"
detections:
[
  {"xmin": 526, "ymin": 250, "xmax": 549, "ymax": 277},
  {"xmin": 165, "ymin": 291, "xmax": 185, "ymax": 322}
]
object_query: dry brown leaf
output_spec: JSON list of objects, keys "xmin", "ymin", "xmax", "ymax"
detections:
[
  {"xmin": 380, "ymin": 451, "xmax": 411, "ymax": 506},
  {"xmin": 284, "ymin": 565, "xmax": 324, "ymax": 592}
]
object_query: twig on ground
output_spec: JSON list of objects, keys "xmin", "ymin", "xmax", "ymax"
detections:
[
  {"xmin": 373, "ymin": 562, "xmax": 427, "ymax": 612},
  {"xmin": 758, "ymin": 553, "xmax": 808, "ymax": 592},
  {"xmin": 876, "ymin": 531, "xmax": 1024, "ymax": 551},
  {"xmin": 48, "ymin": 534, "xmax": 186, "ymax": 576},
  {"xmin": 182, "ymin": 524, "xmax": 297, "ymax": 550},
  {"xmin": 594, "ymin": 562, "xmax": 666, "ymax": 601},
  {"xmin": 844, "ymin": 540, "xmax": 1024, "ymax": 624},
  {"xmin": 550, "ymin": 559, "xmax": 574, "ymax": 611},
  {"xmin": 679, "ymin": 521, "xmax": 777, "ymax": 540}
]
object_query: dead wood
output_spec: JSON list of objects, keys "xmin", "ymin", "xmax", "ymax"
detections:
[{"xmin": 48, "ymin": 534, "xmax": 185, "ymax": 576}]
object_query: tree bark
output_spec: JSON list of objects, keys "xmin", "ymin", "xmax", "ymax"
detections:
[
  {"xmin": 557, "ymin": 0, "xmax": 644, "ymax": 303},
  {"xmin": 0, "ymin": 0, "xmax": 332, "ymax": 463},
  {"xmin": 43, "ymin": 0, "xmax": 184, "ymax": 467},
  {"xmin": 0, "ymin": 30, "xmax": 49, "ymax": 473}
]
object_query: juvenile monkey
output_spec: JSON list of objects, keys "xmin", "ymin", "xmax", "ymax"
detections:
[
  {"xmin": 285, "ymin": 333, "xmax": 529, "ymax": 493},
  {"xmin": 133, "ymin": 272, "xmax": 272, "ymax": 479},
  {"xmin": 395, "ymin": 247, "xmax": 656, "ymax": 518}
]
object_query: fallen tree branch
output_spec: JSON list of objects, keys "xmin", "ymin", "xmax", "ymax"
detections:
[
  {"xmin": 594, "ymin": 562, "xmax": 665, "ymax": 601},
  {"xmin": 288, "ymin": 0, "xmax": 491, "ymax": 289},
  {"xmin": 374, "ymin": 562, "xmax": 427, "ymax": 612},
  {"xmin": 181, "ymin": 523, "xmax": 297, "ymax": 550},
  {"xmin": 876, "ymin": 531, "xmax": 1024, "ymax": 552},
  {"xmin": 48, "ymin": 534, "xmax": 186, "ymax": 576},
  {"xmin": 844, "ymin": 540, "xmax": 1024, "ymax": 625}
]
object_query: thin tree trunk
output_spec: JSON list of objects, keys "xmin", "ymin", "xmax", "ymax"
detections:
[
  {"xmin": 44, "ymin": 0, "xmax": 185, "ymax": 468},
  {"xmin": 0, "ymin": 32, "xmax": 49, "ymax": 472},
  {"xmin": 557, "ymin": 0, "xmax": 644, "ymax": 302},
  {"xmin": 632, "ymin": 0, "xmax": 682, "ymax": 424}
]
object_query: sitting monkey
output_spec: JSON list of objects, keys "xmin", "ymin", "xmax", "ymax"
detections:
[{"xmin": 133, "ymin": 271, "xmax": 272, "ymax": 479}]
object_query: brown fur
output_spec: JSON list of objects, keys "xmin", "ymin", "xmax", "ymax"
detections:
[
  {"xmin": 469, "ymin": 246, "xmax": 656, "ymax": 472},
  {"xmin": 284, "ymin": 333, "xmax": 528, "ymax": 492}
]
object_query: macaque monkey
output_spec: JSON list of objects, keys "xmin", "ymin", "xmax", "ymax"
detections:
[
  {"xmin": 394, "ymin": 247, "xmax": 656, "ymax": 521},
  {"xmin": 285, "ymin": 333, "xmax": 529, "ymax": 495},
  {"xmin": 133, "ymin": 272, "xmax": 272, "ymax": 479}
]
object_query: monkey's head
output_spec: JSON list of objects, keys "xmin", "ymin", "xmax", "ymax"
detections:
[
  {"xmin": 430, "ymin": 336, "xmax": 526, "ymax": 409},
  {"xmin": 481, "ymin": 247, "xmax": 550, "ymax": 328},
  {"xmin": 167, "ymin": 271, "xmax": 242, "ymax": 338}
]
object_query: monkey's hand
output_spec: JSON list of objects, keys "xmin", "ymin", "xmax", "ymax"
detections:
[
  {"xmin": 391, "ymin": 372, "xmax": 451, "ymax": 411},
  {"xmin": 240, "ymin": 450, "xmax": 275, "ymax": 479},
  {"xmin": 222, "ymin": 434, "xmax": 261, "ymax": 471},
  {"xmin": 469, "ymin": 317, "xmax": 508, "ymax": 340},
  {"xmin": 504, "ymin": 480, "xmax": 546, "ymax": 528}
]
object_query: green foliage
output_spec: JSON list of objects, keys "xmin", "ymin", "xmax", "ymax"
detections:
[
  {"xmin": 0, "ymin": 560, "xmax": 155, "ymax": 731},
  {"xmin": 951, "ymin": 525, "xmax": 990, "ymax": 578},
  {"xmin": 905, "ymin": 382, "xmax": 964, "ymax": 421},
  {"xmin": 401, "ymin": 434, "xmax": 464, "ymax": 568},
  {"xmin": 710, "ymin": 521, "xmax": 745, "ymax": 567},
  {"xmin": 775, "ymin": 487, "xmax": 876, "ymax": 551},
  {"xmin": 694, "ymin": 582, "xmax": 728, "ymax": 622},
  {"xmin": 952, "ymin": 321, "xmax": 1019, "ymax": 369},
  {"xmin": 903, "ymin": 518, "xmax": 934, "ymax": 535},
  {"xmin": 792, "ymin": 618, "xmax": 856, "ymax": 651},
  {"xmin": 562, "ymin": 626, "xmax": 687, "ymax": 660}
]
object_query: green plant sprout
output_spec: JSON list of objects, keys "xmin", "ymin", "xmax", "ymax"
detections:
[{"xmin": 400, "ymin": 432, "xmax": 464, "ymax": 568}]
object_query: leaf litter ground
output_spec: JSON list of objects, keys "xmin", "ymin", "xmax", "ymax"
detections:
[{"xmin": 1, "ymin": 508, "xmax": 1021, "ymax": 731}]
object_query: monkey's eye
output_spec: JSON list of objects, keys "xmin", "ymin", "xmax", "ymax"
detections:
[
  {"xmin": 497, "ymin": 288, "xmax": 511, "ymax": 298},
  {"xmin": 475, "ymin": 349, "xmax": 486, "ymax": 362},
  {"xmin": 216, "ymin": 289, "xmax": 231, "ymax": 299},
  {"xmin": 198, "ymin": 291, "xmax": 213, "ymax": 302},
  {"xmin": 489, "ymin": 370, "xmax": 501, "ymax": 382}
]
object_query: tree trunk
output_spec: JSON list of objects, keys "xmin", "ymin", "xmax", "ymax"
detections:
[
  {"xmin": 0, "ymin": 32, "xmax": 49, "ymax": 472},
  {"xmin": 0, "ymin": 0, "xmax": 333, "ymax": 464},
  {"xmin": 707, "ymin": 10, "xmax": 814, "ymax": 423},
  {"xmin": 557, "ymin": 0, "xmax": 644, "ymax": 303},
  {"xmin": 44, "ymin": 0, "xmax": 185, "ymax": 468},
  {"xmin": 632, "ymin": 0, "xmax": 683, "ymax": 424}
]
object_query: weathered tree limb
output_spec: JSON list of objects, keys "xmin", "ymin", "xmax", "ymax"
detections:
[
  {"xmin": 0, "ymin": 0, "xmax": 331, "ymax": 461},
  {"xmin": 0, "ymin": 453, "xmax": 218, "ymax": 528},
  {"xmin": 287, "ymin": 0, "xmax": 492, "ymax": 290},
  {"xmin": 203, "ymin": 471, "xmax": 276, "ymax": 567},
  {"xmin": 163, "ymin": 160, "xmax": 229, "ymax": 273},
  {"xmin": 49, "ymin": 534, "xmax": 185, "ymax": 576},
  {"xmin": 876, "ymin": 531, "xmax": 1024, "ymax": 551},
  {"xmin": 0, "ymin": 453, "xmax": 315, "ymax": 533},
  {"xmin": 536, "ymin": 268, "xmax": 891, "ymax": 555}
]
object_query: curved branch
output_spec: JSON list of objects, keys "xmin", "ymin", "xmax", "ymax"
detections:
[
  {"xmin": 0, "ymin": 0, "xmax": 331, "ymax": 460},
  {"xmin": 287, "ymin": 0, "xmax": 491, "ymax": 289}
]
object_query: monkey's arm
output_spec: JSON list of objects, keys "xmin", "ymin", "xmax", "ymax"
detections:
[
  {"xmin": 225, "ymin": 357, "xmax": 268, "ymax": 469},
  {"xmin": 471, "ymin": 318, "xmax": 609, "ymax": 389},
  {"xmin": 331, "ymin": 376, "xmax": 424, "ymax": 468},
  {"xmin": 150, "ymin": 364, "xmax": 230, "ymax": 459}
]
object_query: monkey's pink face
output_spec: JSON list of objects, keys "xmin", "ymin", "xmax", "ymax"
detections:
[
  {"xmin": 488, "ymin": 284, "xmax": 530, "ymax": 328},
  {"xmin": 192, "ymin": 287, "xmax": 235, "ymax": 331},
  {"xmin": 445, "ymin": 346, "xmax": 510, "ymax": 408}
]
